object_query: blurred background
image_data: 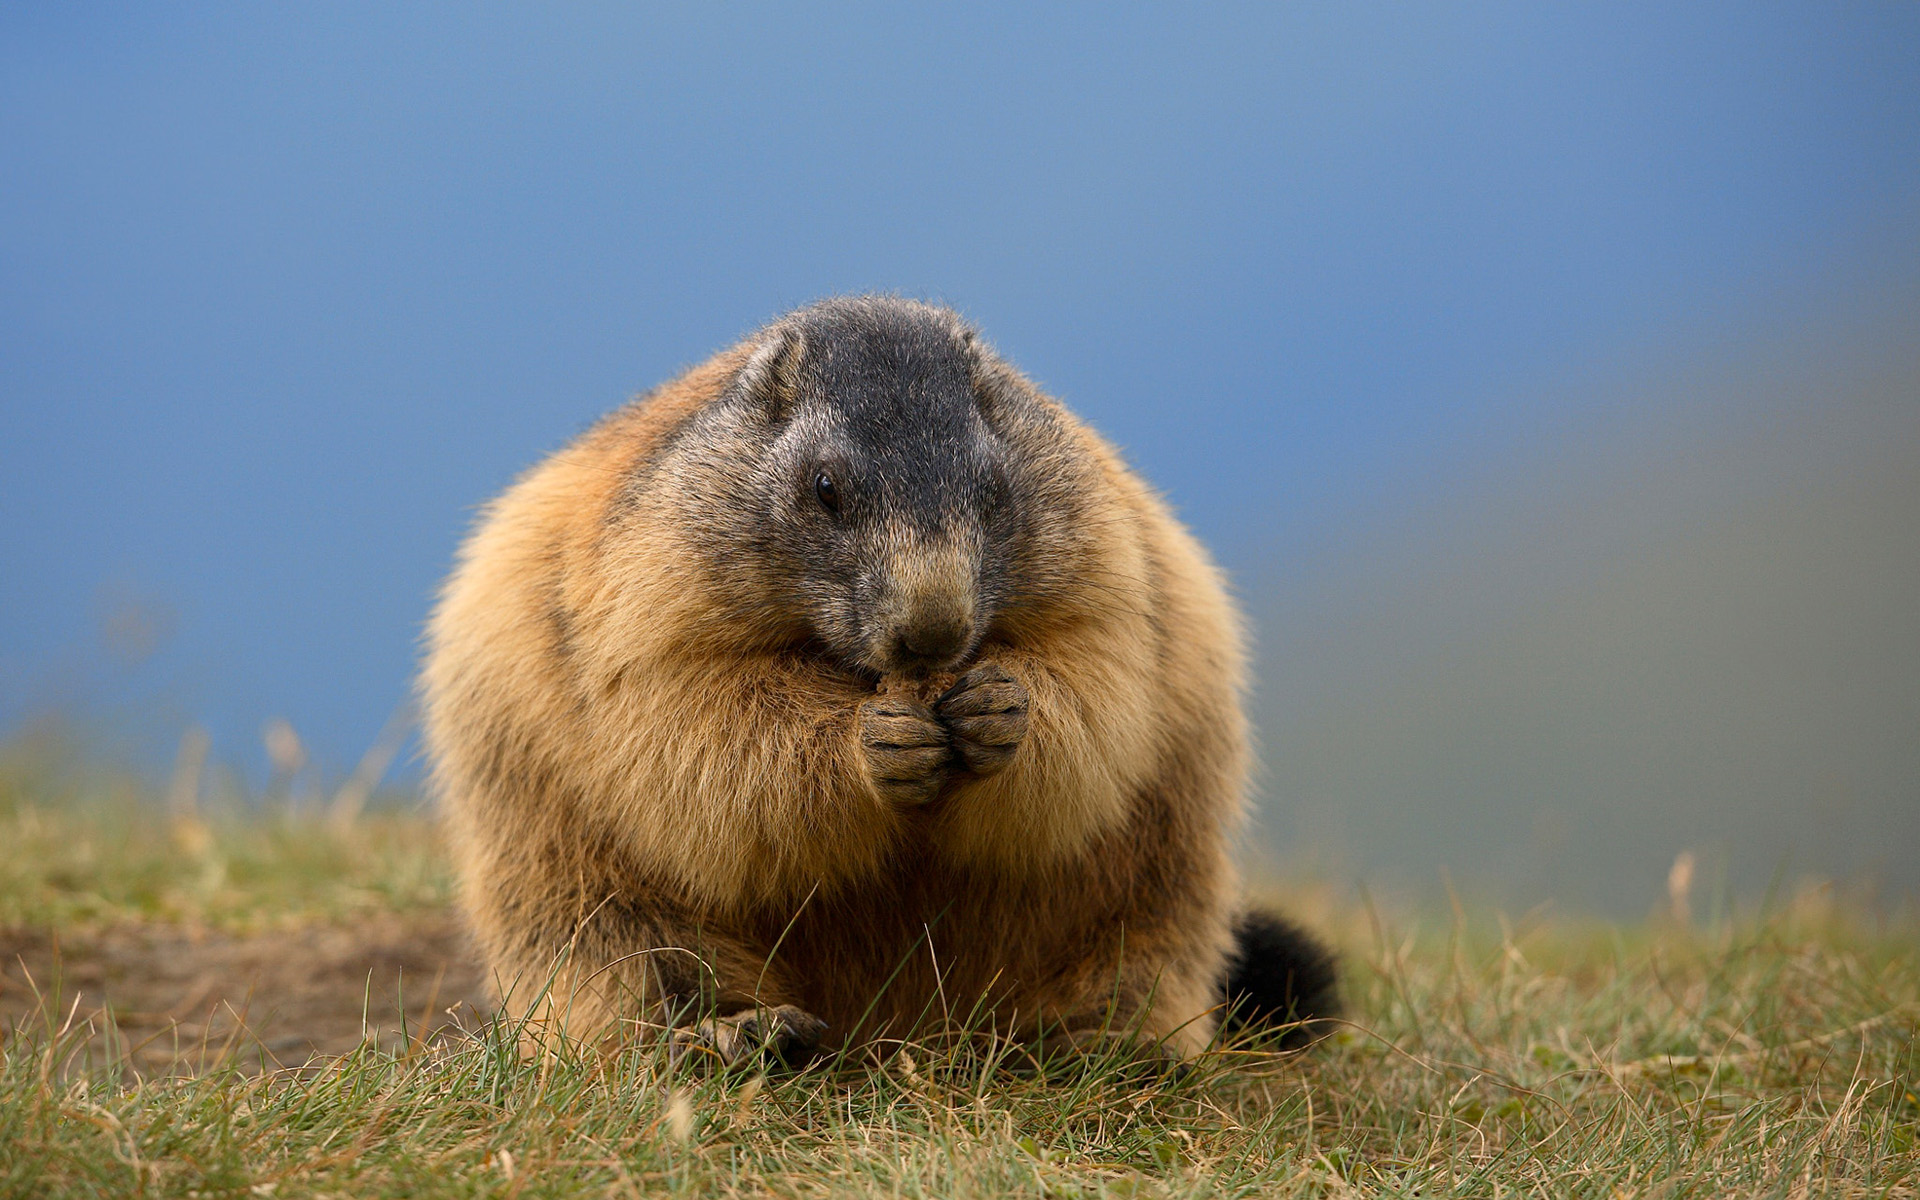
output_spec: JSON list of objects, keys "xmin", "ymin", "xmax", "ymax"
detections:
[{"xmin": 4, "ymin": 4, "xmax": 1916, "ymax": 916}]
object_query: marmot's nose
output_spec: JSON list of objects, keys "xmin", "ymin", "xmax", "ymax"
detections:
[
  {"xmin": 876, "ymin": 533, "xmax": 978, "ymax": 671},
  {"xmin": 892, "ymin": 618, "xmax": 970, "ymax": 668}
]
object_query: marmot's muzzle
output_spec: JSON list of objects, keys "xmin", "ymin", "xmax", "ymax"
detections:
[{"xmin": 874, "ymin": 534, "xmax": 978, "ymax": 672}]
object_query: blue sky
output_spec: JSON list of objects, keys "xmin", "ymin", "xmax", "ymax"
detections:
[{"xmin": 4, "ymin": 4, "xmax": 1917, "ymax": 906}]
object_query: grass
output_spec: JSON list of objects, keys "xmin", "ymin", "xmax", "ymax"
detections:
[{"xmin": 1, "ymin": 747, "xmax": 1916, "ymax": 1197}]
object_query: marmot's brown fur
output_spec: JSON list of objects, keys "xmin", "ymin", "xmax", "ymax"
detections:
[{"xmin": 421, "ymin": 297, "xmax": 1334, "ymax": 1064}]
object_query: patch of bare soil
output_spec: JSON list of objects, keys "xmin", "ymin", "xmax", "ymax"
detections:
[{"xmin": 0, "ymin": 911, "xmax": 491, "ymax": 1074}]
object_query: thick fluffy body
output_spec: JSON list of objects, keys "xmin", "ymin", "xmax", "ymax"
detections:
[{"xmin": 423, "ymin": 297, "xmax": 1322, "ymax": 1061}]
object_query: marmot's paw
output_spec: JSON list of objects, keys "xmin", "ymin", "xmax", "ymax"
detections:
[
  {"xmin": 1032, "ymin": 1026, "xmax": 1190, "ymax": 1080},
  {"xmin": 936, "ymin": 662, "xmax": 1030, "ymax": 776},
  {"xmin": 669, "ymin": 1004, "xmax": 828, "ymax": 1068},
  {"xmin": 859, "ymin": 695, "xmax": 954, "ymax": 806}
]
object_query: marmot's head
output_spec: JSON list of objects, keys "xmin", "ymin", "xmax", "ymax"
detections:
[{"xmin": 642, "ymin": 297, "xmax": 1107, "ymax": 676}]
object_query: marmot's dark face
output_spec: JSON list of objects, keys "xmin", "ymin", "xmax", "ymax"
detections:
[{"xmin": 665, "ymin": 299, "xmax": 1060, "ymax": 676}]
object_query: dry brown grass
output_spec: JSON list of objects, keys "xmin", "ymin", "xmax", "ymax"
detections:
[{"xmin": 1, "ymin": 748, "xmax": 1915, "ymax": 1198}]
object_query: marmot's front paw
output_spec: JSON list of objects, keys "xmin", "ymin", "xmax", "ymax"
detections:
[
  {"xmin": 669, "ymin": 1004, "xmax": 827, "ymax": 1069},
  {"xmin": 936, "ymin": 662, "xmax": 1030, "ymax": 776},
  {"xmin": 859, "ymin": 694, "xmax": 954, "ymax": 806}
]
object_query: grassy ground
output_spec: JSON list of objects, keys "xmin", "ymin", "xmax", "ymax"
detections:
[{"xmin": 1, "ymin": 753, "xmax": 1915, "ymax": 1198}]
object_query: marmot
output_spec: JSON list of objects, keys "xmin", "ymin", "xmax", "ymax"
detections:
[{"xmin": 420, "ymin": 297, "xmax": 1335, "ymax": 1064}]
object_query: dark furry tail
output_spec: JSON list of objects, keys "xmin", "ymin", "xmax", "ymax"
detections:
[{"xmin": 1223, "ymin": 910, "xmax": 1339, "ymax": 1047}]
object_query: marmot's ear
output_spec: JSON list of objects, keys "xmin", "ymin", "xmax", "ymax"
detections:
[
  {"xmin": 735, "ymin": 327, "xmax": 807, "ymax": 423},
  {"xmin": 963, "ymin": 333, "xmax": 1022, "ymax": 422}
]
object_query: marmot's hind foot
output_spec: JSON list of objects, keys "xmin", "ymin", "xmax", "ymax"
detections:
[
  {"xmin": 669, "ymin": 1005, "xmax": 828, "ymax": 1068},
  {"xmin": 1016, "ymin": 1025, "xmax": 1189, "ymax": 1082}
]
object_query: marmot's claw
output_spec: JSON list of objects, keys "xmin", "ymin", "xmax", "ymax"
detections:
[
  {"xmin": 859, "ymin": 695, "xmax": 954, "ymax": 805},
  {"xmin": 669, "ymin": 1004, "xmax": 828, "ymax": 1068},
  {"xmin": 937, "ymin": 663, "xmax": 1031, "ymax": 776}
]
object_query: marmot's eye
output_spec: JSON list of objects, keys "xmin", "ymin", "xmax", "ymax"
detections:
[{"xmin": 814, "ymin": 471, "xmax": 841, "ymax": 514}]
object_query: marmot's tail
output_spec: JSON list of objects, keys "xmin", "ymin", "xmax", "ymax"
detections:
[{"xmin": 1223, "ymin": 910, "xmax": 1339, "ymax": 1047}]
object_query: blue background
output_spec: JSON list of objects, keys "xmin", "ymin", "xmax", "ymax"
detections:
[{"xmin": 5, "ymin": 4, "xmax": 1918, "ymax": 911}]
